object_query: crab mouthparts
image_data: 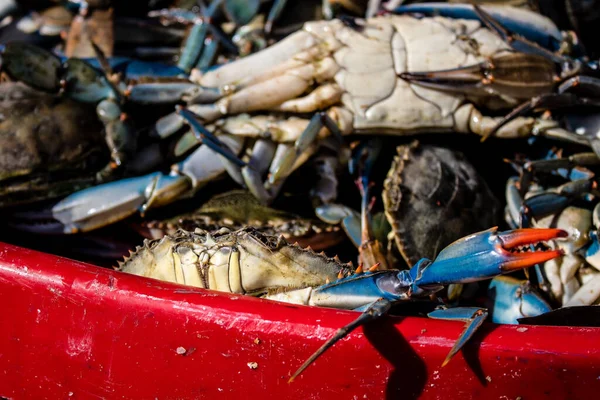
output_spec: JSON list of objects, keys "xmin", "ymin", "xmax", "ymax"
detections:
[{"xmin": 497, "ymin": 228, "xmax": 567, "ymax": 271}]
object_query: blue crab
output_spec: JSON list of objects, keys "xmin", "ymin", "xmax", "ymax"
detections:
[
  {"xmin": 116, "ymin": 224, "xmax": 566, "ymax": 380},
  {"xmin": 0, "ymin": 82, "xmax": 107, "ymax": 207}
]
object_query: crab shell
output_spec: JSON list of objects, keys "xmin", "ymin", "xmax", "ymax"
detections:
[
  {"xmin": 136, "ymin": 190, "xmax": 344, "ymax": 250},
  {"xmin": 382, "ymin": 140, "xmax": 500, "ymax": 267},
  {"xmin": 0, "ymin": 82, "xmax": 107, "ymax": 207}
]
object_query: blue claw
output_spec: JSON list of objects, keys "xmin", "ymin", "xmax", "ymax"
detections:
[
  {"xmin": 288, "ymin": 227, "xmax": 565, "ymax": 381},
  {"xmin": 309, "ymin": 227, "xmax": 566, "ymax": 308},
  {"xmin": 50, "ymin": 172, "xmax": 191, "ymax": 233},
  {"xmin": 392, "ymin": 3, "xmax": 562, "ymax": 51},
  {"xmin": 487, "ymin": 276, "xmax": 552, "ymax": 324},
  {"xmin": 413, "ymin": 227, "xmax": 567, "ymax": 290},
  {"xmin": 420, "ymin": 228, "xmax": 559, "ymax": 318}
]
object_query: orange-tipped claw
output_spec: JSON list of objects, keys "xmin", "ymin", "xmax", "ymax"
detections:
[
  {"xmin": 416, "ymin": 227, "xmax": 567, "ymax": 287},
  {"xmin": 501, "ymin": 248, "xmax": 564, "ymax": 271},
  {"xmin": 497, "ymin": 228, "xmax": 567, "ymax": 271},
  {"xmin": 498, "ymin": 228, "xmax": 568, "ymax": 248}
]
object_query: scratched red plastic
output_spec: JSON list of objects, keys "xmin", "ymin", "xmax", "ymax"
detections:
[{"xmin": 1, "ymin": 241, "xmax": 599, "ymax": 399}]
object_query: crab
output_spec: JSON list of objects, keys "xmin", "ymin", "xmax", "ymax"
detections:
[
  {"xmin": 136, "ymin": 189, "xmax": 344, "ymax": 250},
  {"xmin": 504, "ymin": 149, "xmax": 600, "ymax": 306},
  {"xmin": 156, "ymin": 3, "xmax": 586, "ymax": 200},
  {"xmin": 314, "ymin": 138, "xmax": 501, "ymax": 278},
  {"xmin": 4, "ymin": 4, "xmax": 594, "ymax": 234},
  {"xmin": 382, "ymin": 140, "xmax": 501, "ymax": 267},
  {"xmin": 115, "ymin": 224, "xmax": 566, "ymax": 380},
  {"xmin": 0, "ymin": 82, "xmax": 107, "ymax": 207},
  {"xmin": 117, "ymin": 226, "xmax": 353, "ymax": 295}
]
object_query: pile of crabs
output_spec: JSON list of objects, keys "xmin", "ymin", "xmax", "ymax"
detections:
[{"xmin": 2, "ymin": 0, "xmax": 600, "ymax": 379}]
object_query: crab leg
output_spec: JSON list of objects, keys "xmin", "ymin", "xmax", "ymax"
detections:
[
  {"xmin": 400, "ymin": 52, "xmax": 556, "ymax": 102},
  {"xmin": 427, "ymin": 307, "xmax": 488, "ymax": 367},
  {"xmin": 519, "ymin": 179, "xmax": 597, "ymax": 227},
  {"xmin": 126, "ymin": 80, "xmax": 222, "ymax": 105},
  {"xmin": 392, "ymin": 3, "xmax": 563, "ymax": 51},
  {"xmin": 174, "ymin": 108, "xmax": 327, "ymax": 204},
  {"xmin": 177, "ymin": 106, "xmax": 247, "ymax": 167},
  {"xmin": 16, "ymin": 136, "xmax": 244, "ymax": 234},
  {"xmin": 471, "ymin": 4, "xmax": 572, "ymax": 69},
  {"xmin": 288, "ymin": 298, "xmax": 391, "ymax": 383},
  {"xmin": 286, "ymin": 227, "xmax": 566, "ymax": 381},
  {"xmin": 451, "ymin": 103, "xmax": 579, "ymax": 145},
  {"xmin": 268, "ymin": 112, "xmax": 345, "ymax": 187},
  {"xmin": 194, "ymin": 35, "xmax": 220, "ymax": 72},
  {"xmin": 176, "ymin": 108, "xmax": 348, "ymax": 205},
  {"xmin": 393, "ymin": 61, "xmax": 568, "ymax": 142},
  {"xmin": 242, "ymin": 140, "xmax": 279, "ymax": 203},
  {"xmin": 482, "ymin": 93, "xmax": 600, "ymax": 143},
  {"xmin": 513, "ymin": 152, "xmax": 599, "ymax": 197},
  {"xmin": 265, "ymin": 0, "xmax": 289, "ymax": 34},
  {"xmin": 149, "ymin": 0, "xmax": 227, "ymax": 73},
  {"xmin": 559, "ymin": 76, "xmax": 600, "ymax": 96},
  {"xmin": 487, "ymin": 276, "xmax": 552, "ymax": 324}
]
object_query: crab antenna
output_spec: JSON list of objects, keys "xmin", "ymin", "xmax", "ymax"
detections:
[{"xmin": 288, "ymin": 298, "xmax": 391, "ymax": 383}]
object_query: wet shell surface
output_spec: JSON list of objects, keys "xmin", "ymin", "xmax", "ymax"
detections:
[
  {"xmin": 138, "ymin": 190, "xmax": 343, "ymax": 250},
  {"xmin": 383, "ymin": 140, "xmax": 500, "ymax": 266}
]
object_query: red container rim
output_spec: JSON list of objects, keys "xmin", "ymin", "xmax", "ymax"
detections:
[{"xmin": 1, "ymin": 241, "xmax": 599, "ymax": 399}]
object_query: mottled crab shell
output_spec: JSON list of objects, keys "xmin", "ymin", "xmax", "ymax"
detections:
[
  {"xmin": 0, "ymin": 82, "xmax": 106, "ymax": 206},
  {"xmin": 382, "ymin": 140, "xmax": 500, "ymax": 267},
  {"xmin": 137, "ymin": 190, "xmax": 343, "ymax": 250},
  {"xmin": 117, "ymin": 227, "xmax": 352, "ymax": 295}
]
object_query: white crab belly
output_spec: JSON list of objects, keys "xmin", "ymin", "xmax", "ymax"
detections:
[
  {"xmin": 330, "ymin": 14, "xmax": 511, "ymax": 132},
  {"xmin": 197, "ymin": 14, "xmax": 512, "ymax": 133}
]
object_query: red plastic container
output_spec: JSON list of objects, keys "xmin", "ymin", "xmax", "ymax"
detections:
[{"xmin": 1, "ymin": 241, "xmax": 599, "ymax": 399}]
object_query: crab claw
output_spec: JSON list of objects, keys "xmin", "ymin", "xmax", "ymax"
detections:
[
  {"xmin": 414, "ymin": 227, "xmax": 567, "ymax": 288},
  {"xmin": 49, "ymin": 172, "xmax": 192, "ymax": 234}
]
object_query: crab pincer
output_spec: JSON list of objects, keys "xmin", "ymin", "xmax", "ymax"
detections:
[
  {"xmin": 414, "ymin": 227, "xmax": 568, "ymax": 289},
  {"xmin": 288, "ymin": 227, "xmax": 566, "ymax": 382}
]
